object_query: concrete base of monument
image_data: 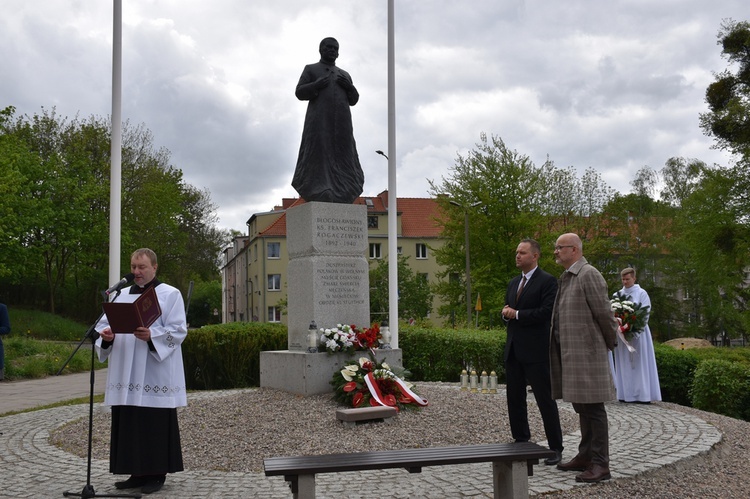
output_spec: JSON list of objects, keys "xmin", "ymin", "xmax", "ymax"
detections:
[{"xmin": 259, "ymin": 349, "xmax": 404, "ymax": 396}]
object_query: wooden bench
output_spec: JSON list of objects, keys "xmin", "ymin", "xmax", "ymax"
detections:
[
  {"xmin": 335, "ymin": 406, "xmax": 398, "ymax": 426},
  {"xmin": 264, "ymin": 442, "xmax": 555, "ymax": 498}
]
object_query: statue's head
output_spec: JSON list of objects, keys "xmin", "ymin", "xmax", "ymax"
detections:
[{"xmin": 319, "ymin": 37, "xmax": 339, "ymax": 64}]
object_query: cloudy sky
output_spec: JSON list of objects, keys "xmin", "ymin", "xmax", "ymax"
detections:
[{"xmin": 2, "ymin": 1, "xmax": 746, "ymax": 232}]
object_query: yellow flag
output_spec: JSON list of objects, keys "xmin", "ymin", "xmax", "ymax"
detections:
[{"xmin": 475, "ymin": 293, "xmax": 482, "ymax": 311}]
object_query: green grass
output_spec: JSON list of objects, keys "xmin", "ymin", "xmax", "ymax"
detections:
[
  {"xmin": 3, "ymin": 308, "xmax": 106, "ymax": 381},
  {"xmin": 0, "ymin": 394, "xmax": 105, "ymax": 418},
  {"xmin": 9, "ymin": 307, "xmax": 93, "ymax": 341}
]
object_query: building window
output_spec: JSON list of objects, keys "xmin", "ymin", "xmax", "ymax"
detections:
[
  {"xmin": 267, "ymin": 242, "xmax": 280, "ymax": 259},
  {"xmin": 367, "ymin": 215, "xmax": 378, "ymax": 229},
  {"xmin": 268, "ymin": 306, "xmax": 281, "ymax": 323},
  {"xmin": 267, "ymin": 274, "xmax": 281, "ymax": 291},
  {"xmin": 416, "ymin": 243, "xmax": 427, "ymax": 259},
  {"xmin": 369, "ymin": 243, "xmax": 382, "ymax": 259},
  {"xmin": 418, "ymin": 272, "xmax": 429, "ymax": 282},
  {"xmin": 397, "ymin": 246, "xmax": 402, "ymax": 255}
]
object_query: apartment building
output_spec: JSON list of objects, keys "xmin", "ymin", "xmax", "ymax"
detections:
[{"xmin": 221, "ymin": 190, "xmax": 446, "ymax": 325}]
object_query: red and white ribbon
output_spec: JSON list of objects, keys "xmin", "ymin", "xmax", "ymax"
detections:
[{"xmin": 364, "ymin": 371, "xmax": 429, "ymax": 408}]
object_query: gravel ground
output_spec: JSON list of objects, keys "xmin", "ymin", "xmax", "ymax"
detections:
[{"xmin": 50, "ymin": 383, "xmax": 750, "ymax": 498}]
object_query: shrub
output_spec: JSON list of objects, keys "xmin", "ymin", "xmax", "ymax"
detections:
[
  {"xmin": 181, "ymin": 322, "xmax": 286, "ymax": 389},
  {"xmin": 691, "ymin": 359, "xmax": 750, "ymax": 420},
  {"xmin": 653, "ymin": 344, "xmax": 700, "ymax": 406},
  {"xmin": 399, "ymin": 325, "xmax": 505, "ymax": 382}
]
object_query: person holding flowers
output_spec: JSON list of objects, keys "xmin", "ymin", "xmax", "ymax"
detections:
[{"xmin": 609, "ymin": 268, "xmax": 662, "ymax": 404}]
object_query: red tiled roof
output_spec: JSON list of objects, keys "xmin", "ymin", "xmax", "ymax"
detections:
[{"xmin": 258, "ymin": 192, "xmax": 445, "ymax": 238}]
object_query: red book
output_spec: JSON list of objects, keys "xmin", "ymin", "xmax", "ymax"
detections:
[{"xmin": 102, "ymin": 285, "xmax": 162, "ymax": 334}]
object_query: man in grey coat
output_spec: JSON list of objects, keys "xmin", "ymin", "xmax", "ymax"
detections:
[{"xmin": 550, "ymin": 233, "xmax": 617, "ymax": 483}]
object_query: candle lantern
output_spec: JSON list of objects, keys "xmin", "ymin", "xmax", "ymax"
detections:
[
  {"xmin": 470, "ymin": 370, "xmax": 479, "ymax": 393},
  {"xmin": 489, "ymin": 371, "xmax": 498, "ymax": 393},
  {"xmin": 460, "ymin": 369, "xmax": 468, "ymax": 390},
  {"xmin": 307, "ymin": 320, "xmax": 318, "ymax": 353},
  {"xmin": 380, "ymin": 320, "xmax": 392, "ymax": 349},
  {"xmin": 480, "ymin": 371, "xmax": 489, "ymax": 393}
]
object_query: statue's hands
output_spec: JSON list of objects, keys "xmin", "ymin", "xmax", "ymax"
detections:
[
  {"xmin": 336, "ymin": 74, "xmax": 354, "ymax": 92},
  {"xmin": 313, "ymin": 75, "xmax": 330, "ymax": 90}
]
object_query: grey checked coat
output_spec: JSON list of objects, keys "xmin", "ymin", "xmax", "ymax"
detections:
[{"xmin": 550, "ymin": 257, "xmax": 618, "ymax": 404}]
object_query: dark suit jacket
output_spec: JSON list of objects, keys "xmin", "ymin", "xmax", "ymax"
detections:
[{"xmin": 503, "ymin": 268, "xmax": 558, "ymax": 364}]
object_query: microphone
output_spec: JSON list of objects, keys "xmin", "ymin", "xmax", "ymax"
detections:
[{"xmin": 105, "ymin": 273, "xmax": 135, "ymax": 295}]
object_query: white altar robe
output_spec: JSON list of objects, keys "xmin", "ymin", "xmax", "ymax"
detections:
[
  {"xmin": 608, "ymin": 284, "xmax": 662, "ymax": 402},
  {"xmin": 95, "ymin": 282, "xmax": 188, "ymax": 408}
]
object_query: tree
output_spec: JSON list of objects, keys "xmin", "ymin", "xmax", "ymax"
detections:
[
  {"xmin": 428, "ymin": 134, "xmax": 550, "ymax": 326},
  {"xmin": 699, "ymin": 19, "xmax": 750, "ymax": 161},
  {"xmin": 369, "ymin": 255, "xmax": 432, "ymax": 322},
  {"xmin": 659, "ymin": 157, "xmax": 706, "ymax": 207},
  {"xmin": 0, "ymin": 106, "xmax": 226, "ymax": 320},
  {"xmin": 663, "ymin": 166, "xmax": 750, "ymax": 340}
]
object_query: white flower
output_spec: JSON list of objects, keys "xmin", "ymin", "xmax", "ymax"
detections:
[
  {"xmin": 345, "ymin": 364, "xmax": 359, "ymax": 373},
  {"xmin": 358, "ymin": 357, "xmax": 371, "ymax": 367},
  {"xmin": 340, "ymin": 369, "xmax": 354, "ymax": 382},
  {"xmin": 381, "ymin": 362, "xmax": 391, "ymax": 371}
]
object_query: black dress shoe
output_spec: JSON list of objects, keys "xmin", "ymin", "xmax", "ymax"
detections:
[
  {"xmin": 544, "ymin": 449, "xmax": 563, "ymax": 465},
  {"xmin": 114, "ymin": 475, "xmax": 148, "ymax": 489},
  {"xmin": 141, "ymin": 476, "xmax": 166, "ymax": 495}
]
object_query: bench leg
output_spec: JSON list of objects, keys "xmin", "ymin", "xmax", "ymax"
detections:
[
  {"xmin": 294, "ymin": 474, "xmax": 316, "ymax": 499},
  {"xmin": 492, "ymin": 460, "xmax": 528, "ymax": 499}
]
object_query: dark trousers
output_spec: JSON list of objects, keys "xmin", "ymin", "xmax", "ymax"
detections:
[
  {"xmin": 505, "ymin": 348, "xmax": 564, "ymax": 451},
  {"xmin": 572, "ymin": 402, "xmax": 609, "ymax": 465}
]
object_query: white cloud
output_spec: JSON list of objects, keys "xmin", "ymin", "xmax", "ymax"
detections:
[{"xmin": 1, "ymin": 0, "xmax": 745, "ymax": 232}]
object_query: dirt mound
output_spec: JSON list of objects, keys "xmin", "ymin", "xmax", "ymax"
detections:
[{"xmin": 663, "ymin": 337, "xmax": 713, "ymax": 349}]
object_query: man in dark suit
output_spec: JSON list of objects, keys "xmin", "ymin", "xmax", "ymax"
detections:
[{"xmin": 502, "ymin": 238, "xmax": 563, "ymax": 465}]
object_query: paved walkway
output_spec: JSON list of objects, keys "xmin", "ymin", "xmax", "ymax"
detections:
[{"xmin": 0, "ymin": 371, "xmax": 722, "ymax": 498}]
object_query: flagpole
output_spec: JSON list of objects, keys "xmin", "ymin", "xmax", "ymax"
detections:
[
  {"xmin": 109, "ymin": 0, "xmax": 123, "ymax": 284},
  {"xmin": 387, "ymin": 0, "xmax": 398, "ymax": 347}
]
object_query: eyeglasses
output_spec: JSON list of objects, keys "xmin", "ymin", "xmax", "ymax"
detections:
[{"xmin": 554, "ymin": 245, "xmax": 574, "ymax": 251}]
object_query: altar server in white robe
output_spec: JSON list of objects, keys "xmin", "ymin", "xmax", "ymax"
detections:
[
  {"xmin": 95, "ymin": 248, "xmax": 187, "ymax": 495},
  {"xmin": 609, "ymin": 267, "xmax": 662, "ymax": 403}
]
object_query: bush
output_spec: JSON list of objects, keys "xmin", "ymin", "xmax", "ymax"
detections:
[
  {"xmin": 691, "ymin": 359, "xmax": 750, "ymax": 420},
  {"xmin": 399, "ymin": 325, "xmax": 505, "ymax": 382},
  {"xmin": 653, "ymin": 344, "xmax": 700, "ymax": 406},
  {"xmin": 181, "ymin": 322, "xmax": 286, "ymax": 389}
]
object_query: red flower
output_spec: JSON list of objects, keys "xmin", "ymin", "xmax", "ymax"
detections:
[
  {"xmin": 343, "ymin": 381, "xmax": 357, "ymax": 392},
  {"xmin": 352, "ymin": 392, "xmax": 364, "ymax": 407},
  {"xmin": 360, "ymin": 361, "xmax": 374, "ymax": 372},
  {"xmin": 383, "ymin": 394, "xmax": 397, "ymax": 407}
]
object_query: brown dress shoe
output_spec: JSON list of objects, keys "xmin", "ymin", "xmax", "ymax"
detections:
[
  {"xmin": 556, "ymin": 454, "xmax": 591, "ymax": 472},
  {"xmin": 575, "ymin": 463, "xmax": 611, "ymax": 483}
]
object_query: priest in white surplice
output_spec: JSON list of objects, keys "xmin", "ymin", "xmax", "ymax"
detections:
[
  {"xmin": 95, "ymin": 248, "xmax": 187, "ymax": 495},
  {"xmin": 608, "ymin": 267, "xmax": 662, "ymax": 404}
]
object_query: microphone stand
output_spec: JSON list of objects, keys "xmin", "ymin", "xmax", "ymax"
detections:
[{"xmin": 58, "ymin": 288, "xmax": 140, "ymax": 499}]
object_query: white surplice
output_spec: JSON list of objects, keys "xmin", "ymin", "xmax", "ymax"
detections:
[
  {"xmin": 608, "ymin": 284, "xmax": 662, "ymax": 402},
  {"xmin": 95, "ymin": 282, "xmax": 187, "ymax": 408}
]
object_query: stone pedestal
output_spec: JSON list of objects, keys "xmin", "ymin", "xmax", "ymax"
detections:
[
  {"xmin": 260, "ymin": 201, "xmax": 401, "ymax": 395},
  {"xmin": 259, "ymin": 349, "xmax": 403, "ymax": 395}
]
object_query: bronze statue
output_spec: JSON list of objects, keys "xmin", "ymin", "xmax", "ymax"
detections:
[{"xmin": 292, "ymin": 37, "xmax": 364, "ymax": 204}]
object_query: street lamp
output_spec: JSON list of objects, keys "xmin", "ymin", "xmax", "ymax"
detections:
[{"xmin": 449, "ymin": 200, "xmax": 482, "ymax": 326}]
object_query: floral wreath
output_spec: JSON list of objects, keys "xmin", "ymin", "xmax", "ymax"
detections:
[
  {"xmin": 331, "ymin": 354, "xmax": 428, "ymax": 411},
  {"xmin": 319, "ymin": 323, "xmax": 381, "ymax": 354},
  {"xmin": 610, "ymin": 292, "xmax": 649, "ymax": 341}
]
